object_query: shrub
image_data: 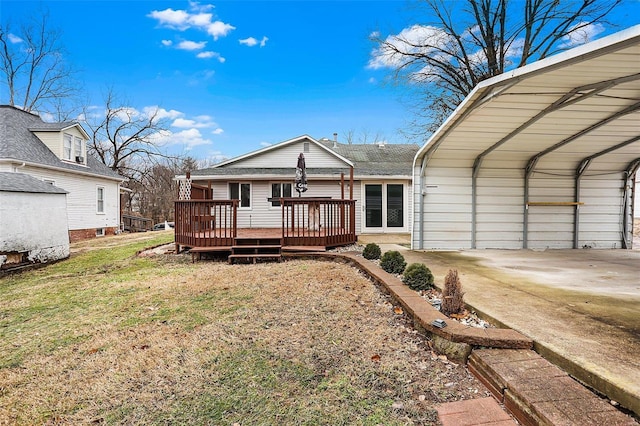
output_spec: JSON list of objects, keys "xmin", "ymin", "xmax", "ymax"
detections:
[
  {"xmin": 362, "ymin": 243, "xmax": 381, "ymax": 260},
  {"xmin": 380, "ymin": 250, "xmax": 406, "ymax": 275},
  {"xmin": 441, "ymin": 269, "xmax": 465, "ymax": 316},
  {"xmin": 402, "ymin": 263, "xmax": 434, "ymax": 291}
]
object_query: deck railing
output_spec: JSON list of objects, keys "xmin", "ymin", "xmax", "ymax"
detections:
[
  {"xmin": 175, "ymin": 200, "xmax": 238, "ymax": 248},
  {"xmin": 281, "ymin": 198, "xmax": 356, "ymax": 248}
]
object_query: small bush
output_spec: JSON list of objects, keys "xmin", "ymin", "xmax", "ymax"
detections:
[
  {"xmin": 380, "ymin": 250, "xmax": 406, "ymax": 275},
  {"xmin": 402, "ymin": 263, "xmax": 434, "ymax": 291},
  {"xmin": 441, "ymin": 269, "xmax": 465, "ymax": 316},
  {"xmin": 362, "ymin": 243, "xmax": 381, "ymax": 260}
]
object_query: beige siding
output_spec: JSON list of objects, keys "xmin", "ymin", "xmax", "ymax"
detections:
[
  {"xmin": 20, "ymin": 166, "xmax": 120, "ymax": 231},
  {"xmin": 225, "ymin": 139, "xmax": 348, "ymax": 169},
  {"xmin": 192, "ymin": 178, "xmax": 365, "ymax": 233},
  {"xmin": 33, "ymin": 131, "xmax": 63, "ymax": 158},
  {"xmin": 33, "ymin": 127, "xmax": 87, "ymax": 164}
]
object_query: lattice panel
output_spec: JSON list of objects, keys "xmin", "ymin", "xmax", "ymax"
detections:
[{"xmin": 178, "ymin": 178, "xmax": 192, "ymax": 200}]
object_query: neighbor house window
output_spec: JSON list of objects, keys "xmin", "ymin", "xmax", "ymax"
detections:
[
  {"xmin": 97, "ymin": 186, "xmax": 105, "ymax": 213},
  {"xmin": 63, "ymin": 134, "xmax": 73, "ymax": 160},
  {"xmin": 74, "ymin": 136, "xmax": 84, "ymax": 162},
  {"xmin": 229, "ymin": 182, "xmax": 251, "ymax": 208},
  {"xmin": 271, "ymin": 183, "xmax": 292, "ymax": 206}
]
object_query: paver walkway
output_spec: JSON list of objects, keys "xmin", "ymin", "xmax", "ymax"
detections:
[{"xmin": 437, "ymin": 397, "xmax": 517, "ymax": 426}]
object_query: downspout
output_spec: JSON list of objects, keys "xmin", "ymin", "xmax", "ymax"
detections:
[
  {"xmin": 418, "ymin": 155, "xmax": 429, "ymax": 250},
  {"xmin": 574, "ymin": 159, "xmax": 590, "ymax": 249}
]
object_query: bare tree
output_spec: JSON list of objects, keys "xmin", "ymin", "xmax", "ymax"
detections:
[
  {"xmin": 370, "ymin": 0, "xmax": 621, "ymax": 136},
  {"xmin": 83, "ymin": 90, "xmax": 174, "ymax": 182},
  {"xmin": 342, "ymin": 128, "xmax": 387, "ymax": 144},
  {"xmin": 0, "ymin": 10, "xmax": 79, "ymax": 116}
]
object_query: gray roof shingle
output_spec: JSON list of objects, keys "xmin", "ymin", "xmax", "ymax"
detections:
[
  {"xmin": 0, "ymin": 172, "xmax": 68, "ymax": 194},
  {"xmin": 192, "ymin": 139, "xmax": 420, "ymax": 177},
  {"xmin": 0, "ymin": 105, "xmax": 122, "ymax": 180}
]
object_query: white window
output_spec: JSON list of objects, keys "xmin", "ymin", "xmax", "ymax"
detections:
[
  {"xmin": 271, "ymin": 182, "xmax": 292, "ymax": 207},
  {"xmin": 229, "ymin": 182, "xmax": 251, "ymax": 208},
  {"xmin": 74, "ymin": 136, "xmax": 84, "ymax": 162},
  {"xmin": 63, "ymin": 134, "xmax": 73, "ymax": 160},
  {"xmin": 96, "ymin": 228, "xmax": 105, "ymax": 237},
  {"xmin": 97, "ymin": 186, "xmax": 105, "ymax": 213}
]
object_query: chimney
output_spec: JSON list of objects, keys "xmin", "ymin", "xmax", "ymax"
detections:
[{"xmin": 333, "ymin": 132, "xmax": 338, "ymax": 148}]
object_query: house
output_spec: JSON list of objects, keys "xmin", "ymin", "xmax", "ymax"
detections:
[
  {"xmin": 179, "ymin": 135, "xmax": 419, "ymax": 235},
  {"xmin": 0, "ymin": 172, "xmax": 69, "ymax": 269},
  {"xmin": 412, "ymin": 25, "xmax": 640, "ymax": 250},
  {"xmin": 0, "ymin": 105, "xmax": 124, "ymax": 242}
]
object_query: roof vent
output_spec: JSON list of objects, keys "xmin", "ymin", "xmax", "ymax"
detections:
[{"xmin": 378, "ymin": 141, "xmax": 385, "ymax": 148}]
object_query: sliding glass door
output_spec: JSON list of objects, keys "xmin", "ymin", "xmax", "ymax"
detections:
[{"xmin": 363, "ymin": 183, "xmax": 405, "ymax": 232}]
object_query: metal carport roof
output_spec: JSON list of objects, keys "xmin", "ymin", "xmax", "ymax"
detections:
[{"xmin": 413, "ymin": 25, "xmax": 640, "ymax": 250}]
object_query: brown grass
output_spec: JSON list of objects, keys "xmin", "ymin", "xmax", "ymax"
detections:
[{"xmin": 0, "ymin": 235, "xmax": 488, "ymax": 425}]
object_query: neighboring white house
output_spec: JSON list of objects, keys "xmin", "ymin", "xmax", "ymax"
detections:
[
  {"xmin": 0, "ymin": 172, "xmax": 69, "ymax": 269},
  {"xmin": 179, "ymin": 135, "xmax": 419, "ymax": 235},
  {"xmin": 0, "ymin": 105, "xmax": 124, "ymax": 242},
  {"xmin": 412, "ymin": 25, "xmax": 640, "ymax": 250}
]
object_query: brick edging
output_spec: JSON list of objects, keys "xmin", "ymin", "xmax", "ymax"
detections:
[{"xmin": 286, "ymin": 251, "xmax": 533, "ymax": 363}]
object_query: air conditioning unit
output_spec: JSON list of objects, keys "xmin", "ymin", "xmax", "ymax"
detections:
[{"xmin": 75, "ymin": 156, "xmax": 84, "ymax": 163}]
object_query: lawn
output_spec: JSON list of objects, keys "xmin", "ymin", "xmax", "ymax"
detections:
[{"xmin": 0, "ymin": 232, "xmax": 486, "ymax": 425}]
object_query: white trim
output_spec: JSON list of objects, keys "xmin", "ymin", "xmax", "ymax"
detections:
[
  {"xmin": 0, "ymin": 159, "xmax": 124, "ymax": 182},
  {"xmin": 212, "ymin": 135, "xmax": 354, "ymax": 169},
  {"xmin": 96, "ymin": 185, "xmax": 105, "ymax": 214},
  {"xmin": 229, "ymin": 181, "xmax": 252, "ymax": 210},
  {"xmin": 29, "ymin": 122, "xmax": 91, "ymax": 140}
]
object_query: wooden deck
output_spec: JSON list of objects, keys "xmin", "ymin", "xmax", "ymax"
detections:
[{"xmin": 175, "ymin": 198, "xmax": 357, "ymax": 262}]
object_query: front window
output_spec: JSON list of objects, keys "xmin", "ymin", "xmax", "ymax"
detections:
[
  {"xmin": 97, "ymin": 186, "xmax": 105, "ymax": 213},
  {"xmin": 63, "ymin": 134, "xmax": 73, "ymax": 160},
  {"xmin": 271, "ymin": 182, "xmax": 292, "ymax": 206},
  {"xmin": 229, "ymin": 182, "xmax": 251, "ymax": 208}
]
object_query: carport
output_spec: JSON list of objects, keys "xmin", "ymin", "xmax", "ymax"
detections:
[{"xmin": 413, "ymin": 25, "xmax": 640, "ymax": 250}]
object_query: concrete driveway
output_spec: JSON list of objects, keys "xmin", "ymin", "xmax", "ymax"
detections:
[{"xmin": 359, "ymin": 234, "xmax": 640, "ymax": 418}]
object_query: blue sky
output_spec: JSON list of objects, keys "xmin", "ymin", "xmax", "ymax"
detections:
[{"xmin": 2, "ymin": 0, "xmax": 640, "ymax": 164}]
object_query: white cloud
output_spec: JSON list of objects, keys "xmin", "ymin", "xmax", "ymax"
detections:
[
  {"xmin": 560, "ymin": 22, "xmax": 605, "ymax": 48},
  {"xmin": 367, "ymin": 25, "xmax": 450, "ymax": 70},
  {"xmin": 177, "ymin": 40, "xmax": 207, "ymax": 51},
  {"xmin": 148, "ymin": 4, "xmax": 235, "ymax": 39},
  {"xmin": 368, "ymin": 77, "xmax": 377, "ymax": 84},
  {"xmin": 147, "ymin": 107, "xmax": 183, "ymax": 121},
  {"xmin": 172, "ymin": 115, "xmax": 217, "ymax": 129},
  {"xmin": 206, "ymin": 21, "xmax": 235, "ymax": 40},
  {"xmin": 168, "ymin": 128, "xmax": 213, "ymax": 149},
  {"xmin": 239, "ymin": 36, "xmax": 268, "ymax": 47},
  {"xmin": 148, "ymin": 8, "xmax": 191, "ymax": 30},
  {"xmin": 239, "ymin": 37, "xmax": 258, "ymax": 47},
  {"xmin": 196, "ymin": 51, "xmax": 225, "ymax": 62},
  {"xmin": 212, "ymin": 128, "xmax": 224, "ymax": 135},
  {"xmin": 8, "ymin": 33, "xmax": 23, "ymax": 44},
  {"xmin": 259, "ymin": 141, "xmax": 272, "ymax": 147},
  {"xmin": 161, "ymin": 39, "xmax": 173, "ymax": 47}
]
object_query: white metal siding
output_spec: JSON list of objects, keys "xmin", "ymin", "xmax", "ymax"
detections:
[{"xmin": 414, "ymin": 166, "xmax": 473, "ymax": 249}]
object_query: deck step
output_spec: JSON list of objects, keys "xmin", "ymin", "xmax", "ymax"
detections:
[
  {"xmin": 282, "ymin": 246, "xmax": 327, "ymax": 252},
  {"xmin": 228, "ymin": 254, "xmax": 282, "ymax": 264}
]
